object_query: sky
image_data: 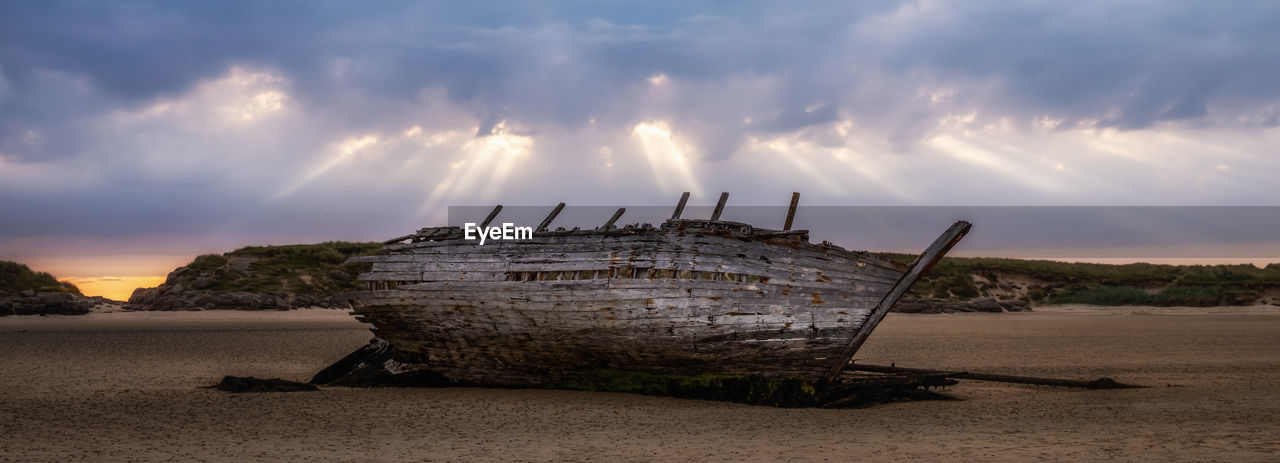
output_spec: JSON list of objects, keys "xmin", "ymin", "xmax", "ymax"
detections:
[{"xmin": 2, "ymin": 1, "xmax": 1279, "ymax": 299}]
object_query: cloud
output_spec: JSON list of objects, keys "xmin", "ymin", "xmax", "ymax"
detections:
[{"xmin": 1, "ymin": 1, "xmax": 1279, "ymax": 269}]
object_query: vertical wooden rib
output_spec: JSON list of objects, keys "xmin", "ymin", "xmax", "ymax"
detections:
[
  {"xmin": 537, "ymin": 203, "xmax": 566, "ymax": 232},
  {"xmin": 602, "ymin": 208, "xmax": 626, "ymax": 230},
  {"xmin": 479, "ymin": 205, "xmax": 503, "ymax": 229},
  {"xmin": 671, "ymin": 192, "xmax": 690, "ymax": 220},
  {"xmin": 710, "ymin": 192, "xmax": 729, "ymax": 221},
  {"xmin": 783, "ymin": 192, "xmax": 800, "ymax": 231}
]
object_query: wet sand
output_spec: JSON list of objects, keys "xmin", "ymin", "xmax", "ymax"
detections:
[{"xmin": 3, "ymin": 307, "xmax": 1279, "ymax": 462}]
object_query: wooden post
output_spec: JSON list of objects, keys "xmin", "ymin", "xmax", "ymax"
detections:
[
  {"xmin": 537, "ymin": 203, "xmax": 566, "ymax": 232},
  {"xmin": 602, "ymin": 207, "xmax": 626, "ymax": 230},
  {"xmin": 783, "ymin": 192, "xmax": 800, "ymax": 231},
  {"xmin": 479, "ymin": 205, "xmax": 503, "ymax": 229},
  {"xmin": 670, "ymin": 192, "xmax": 690, "ymax": 220},
  {"xmin": 710, "ymin": 192, "xmax": 729, "ymax": 221},
  {"xmin": 821, "ymin": 220, "xmax": 971, "ymax": 385}
]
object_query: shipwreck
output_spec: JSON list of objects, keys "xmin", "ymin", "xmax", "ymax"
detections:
[{"xmin": 336, "ymin": 192, "xmax": 973, "ymax": 406}]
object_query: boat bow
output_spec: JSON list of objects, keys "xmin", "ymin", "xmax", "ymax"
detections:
[{"xmin": 822, "ymin": 220, "xmax": 972, "ymax": 383}]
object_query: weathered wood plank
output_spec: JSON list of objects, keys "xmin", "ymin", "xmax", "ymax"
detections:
[
  {"xmin": 671, "ymin": 192, "xmax": 690, "ymax": 219},
  {"xmin": 784, "ymin": 192, "xmax": 800, "ymax": 231},
  {"xmin": 349, "ymin": 214, "xmax": 964, "ymax": 389},
  {"xmin": 536, "ymin": 203, "xmax": 566, "ymax": 232},
  {"xmin": 821, "ymin": 220, "xmax": 972, "ymax": 383}
]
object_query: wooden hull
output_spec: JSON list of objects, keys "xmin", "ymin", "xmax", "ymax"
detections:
[{"xmin": 348, "ymin": 231, "xmax": 913, "ymax": 386}]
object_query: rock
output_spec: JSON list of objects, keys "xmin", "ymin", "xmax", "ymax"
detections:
[
  {"xmin": 328, "ymin": 296, "xmax": 353, "ymax": 310},
  {"xmin": 20, "ymin": 289, "xmax": 35, "ymax": 297},
  {"xmin": 206, "ymin": 376, "xmax": 318, "ymax": 393},
  {"xmin": 128, "ymin": 287, "xmax": 156, "ymax": 305},
  {"xmin": 1001, "ymin": 300, "xmax": 1031, "ymax": 312},
  {"xmin": 261, "ymin": 295, "xmax": 289, "ymax": 309},
  {"xmin": 227, "ymin": 292, "xmax": 262, "ymax": 309},
  {"xmin": 193, "ymin": 294, "xmax": 222, "ymax": 308},
  {"xmin": 2, "ymin": 292, "xmax": 94, "ymax": 316},
  {"xmin": 292, "ymin": 295, "xmax": 318, "ymax": 308},
  {"xmin": 162, "ymin": 269, "xmax": 183, "ymax": 286},
  {"xmin": 894, "ymin": 302, "xmax": 927, "ymax": 314},
  {"xmin": 122, "ymin": 243, "xmax": 383, "ymax": 312},
  {"xmin": 38, "ymin": 292, "xmax": 74, "ymax": 305},
  {"xmin": 974, "ymin": 298, "xmax": 1004, "ymax": 313}
]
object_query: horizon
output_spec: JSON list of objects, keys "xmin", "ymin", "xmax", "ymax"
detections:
[
  {"xmin": 23, "ymin": 253, "xmax": 1280, "ymax": 303},
  {"xmin": 3, "ymin": 2, "xmax": 1279, "ymax": 300}
]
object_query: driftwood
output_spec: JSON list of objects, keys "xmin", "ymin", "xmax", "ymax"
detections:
[{"xmin": 846, "ymin": 364, "xmax": 1142, "ymax": 389}]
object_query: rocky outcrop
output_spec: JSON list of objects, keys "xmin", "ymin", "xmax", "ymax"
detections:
[
  {"xmin": 0, "ymin": 260, "xmax": 110, "ymax": 316},
  {"xmin": 126, "ymin": 242, "xmax": 381, "ymax": 311},
  {"xmin": 891, "ymin": 297, "xmax": 1031, "ymax": 314},
  {"xmin": 0, "ymin": 292, "xmax": 113, "ymax": 316},
  {"xmin": 128, "ymin": 284, "xmax": 339, "ymax": 311}
]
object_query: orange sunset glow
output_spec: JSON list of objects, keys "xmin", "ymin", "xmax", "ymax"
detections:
[{"xmin": 65, "ymin": 276, "xmax": 168, "ymax": 301}]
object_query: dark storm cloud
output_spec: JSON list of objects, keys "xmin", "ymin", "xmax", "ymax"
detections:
[
  {"xmin": 2, "ymin": 0, "xmax": 1280, "ymax": 255},
  {"xmin": 5, "ymin": 1, "xmax": 1277, "ymax": 150},
  {"xmin": 857, "ymin": 2, "xmax": 1280, "ymax": 129}
]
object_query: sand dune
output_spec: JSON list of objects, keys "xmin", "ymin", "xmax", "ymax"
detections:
[{"xmin": 2, "ymin": 307, "xmax": 1279, "ymax": 461}]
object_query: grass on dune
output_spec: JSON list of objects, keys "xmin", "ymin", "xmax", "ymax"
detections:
[{"xmin": 881, "ymin": 253, "xmax": 1280, "ymax": 306}]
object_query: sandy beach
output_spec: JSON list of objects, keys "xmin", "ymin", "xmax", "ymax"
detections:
[{"xmin": 3, "ymin": 307, "xmax": 1280, "ymax": 462}]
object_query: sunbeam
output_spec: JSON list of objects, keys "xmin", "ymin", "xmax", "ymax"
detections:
[
  {"xmin": 632, "ymin": 121, "xmax": 704, "ymax": 196},
  {"xmin": 274, "ymin": 135, "xmax": 378, "ymax": 200},
  {"xmin": 416, "ymin": 121, "xmax": 532, "ymax": 216}
]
